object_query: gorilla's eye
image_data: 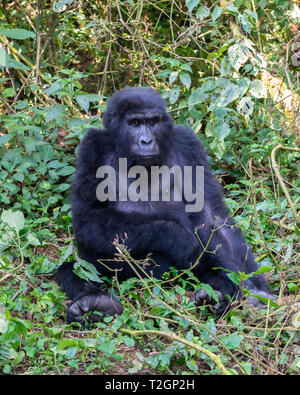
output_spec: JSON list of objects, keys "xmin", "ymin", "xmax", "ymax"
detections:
[
  {"xmin": 147, "ymin": 117, "xmax": 160, "ymax": 127},
  {"xmin": 128, "ymin": 119, "xmax": 141, "ymax": 127}
]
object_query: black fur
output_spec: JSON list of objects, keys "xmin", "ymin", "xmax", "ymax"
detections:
[{"xmin": 56, "ymin": 87, "xmax": 274, "ymax": 324}]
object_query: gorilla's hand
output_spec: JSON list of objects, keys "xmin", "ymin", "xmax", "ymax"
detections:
[
  {"xmin": 192, "ymin": 289, "xmax": 230, "ymax": 315},
  {"xmin": 66, "ymin": 293, "xmax": 123, "ymax": 324}
]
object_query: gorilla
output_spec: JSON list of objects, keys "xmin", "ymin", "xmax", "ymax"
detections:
[{"xmin": 56, "ymin": 87, "xmax": 275, "ymax": 324}]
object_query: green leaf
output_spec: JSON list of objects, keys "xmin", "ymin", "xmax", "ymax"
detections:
[
  {"xmin": 238, "ymin": 13, "xmax": 252, "ymax": 34},
  {"xmin": 180, "ymin": 63, "xmax": 193, "ymax": 73},
  {"xmin": 249, "ymin": 294, "xmax": 280, "ymax": 309},
  {"xmin": 65, "ymin": 346, "xmax": 78, "ymax": 359},
  {"xmin": 56, "ymin": 166, "xmax": 75, "ymax": 176},
  {"xmin": 249, "ymin": 80, "xmax": 267, "ymax": 98},
  {"xmin": 225, "ymin": 4, "xmax": 238, "ymax": 14},
  {"xmin": 0, "ymin": 134, "xmax": 13, "ymax": 146},
  {"xmin": 39, "ymin": 145, "xmax": 55, "ymax": 163},
  {"xmin": 237, "ymin": 97, "xmax": 254, "ymax": 118},
  {"xmin": 198, "ymin": 283, "xmax": 219, "ymax": 303},
  {"xmin": 145, "ymin": 354, "xmax": 159, "ymax": 369},
  {"xmin": 186, "ymin": 359, "xmax": 198, "ymax": 372},
  {"xmin": 123, "ymin": 336, "xmax": 135, "ymax": 347},
  {"xmin": 256, "ymin": 201, "xmax": 274, "ymax": 212},
  {"xmin": 212, "ymin": 6, "xmax": 223, "ymax": 21},
  {"xmin": 255, "ymin": 266, "xmax": 272, "ymax": 275},
  {"xmin": 0, "ymin": 256, "xmax": 12, "ymax": 269},
  {"xmin": 196, "ymin": 6, "xmax": 210, "ymax": 20},
  {"xmin": 218, "ymin": 83, "xmax": 240, "ymax": 107},
  {"xmin": 0, "ymin": 47, "xmax": 10, "ymax": 67},
  {"xmin": 228, "ymin": 44, "xmax": 249, "ymax": 72},
  {"xmin": 186, "ymin": 0, "xmax": 200, "ymax": 14},
  {"xmin": 169, "ymin": 87, "xmax": 180, "ymax": 104},
  {"xmin": 128, "ymin": 360, "xmax": 143, "ymax": 374},
  {"xmin": 291, "ymin": 312, "xmax": 300, "ymax": 329},
  {"xmin": 241, "ymin": 361, "xmax": 252, "ymax": 375},
  {"xmin": 169, "ymin": 71, "xmax": 178, "ymax": 84},
  {"xmin": 53, "ymin": 0, "xmax": 74, "ymax": 13},
  {"xmin": 0, "ymin": 305, "xmax": 8, "ymax": 334},
  {"xmin": 188, "ymin": 88, "xmax": 205, "ymax": 107},
  {"xmin": 44, "ymin": 81, "xmax": 62, "ymax": 96},
  {"xmin": 227, "ymin": 271, "xmax": 241, "ymax": 285},
  {"xmin": 217, "ymin": 122, "xmax": 231, "ymax": 139},
  {"xmin": 45, "ymin": 105, "xmax": 65, "ymax": 123},
  {"xmin": 0, "ymin": 193, "xmax": 10, "ymax": 204},
  {"xmin": 1, "ymin": 209, "xmax": 24, "ymax": 232},
  {"xmin": 101, "ymin": 340, "xmax": 116, "ymax": 355},
  {"xmin": 58, "ymin": 339, "xmax": 78, "ymax": 350},
  {"xmin": 0, "ymin": 28, "xmax": 36, "ymax": 40},
  {"xmin": 75, "ymin": 94, "xmax": 103, "ymax": 113},
  {"xmin": 0, "ymin": 48, "xmax": 29, "ymax": 70},
  {"xmin": 75, "ymin": 95, "xmax": 90, "ymax": 113},
  {"xmin": 179, "ymin": 73, "xmax": 191, "ymax": 90},
  {"xmin": 48, "ymin": 160, "xmax": 65, "ymax": 169},
  {"xmin": 159, "ymin": 353, "xmax": 172, "ymax": 367},
  {"xmin": 27, "ymin": 233, "xmax": 41, "ymax": 246},
  {"xmin": 24, "ymin": 137, "xmax": 39, "ymax": 154},
  {"xmin": 73, "ymin": 258, "xmax": 103, "ymax": 284},
  {"xmin": 221, "ymin": 333, "xmax": 244, "ymax": 349},
  {"xmin": 59, "ymin": 244, "xmax": 73, "ymax": 265},
  {"xmin": 237, "ymin": 77, "xmax": 251, "ymax": 97}
]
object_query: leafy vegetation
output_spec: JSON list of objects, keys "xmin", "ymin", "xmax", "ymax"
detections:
[{"xmin": 0, "ymin": 0, "xmax": 299, "ymax": 375}]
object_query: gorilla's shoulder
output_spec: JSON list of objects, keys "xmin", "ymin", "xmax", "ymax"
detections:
[
  {"xmin": 173, "ymin": 124, "xmax": 203, "ymax": 145},
  {"xmin": 77, "ymin": 128, "xmax": 113, "ymax": 166},
  {"xmin": 173, "ymin": 124, "xmax": 207, "ymax": 163},
  {"xmin": 81, "ymin": 128, "xmax": 111, "ymax": 146}
]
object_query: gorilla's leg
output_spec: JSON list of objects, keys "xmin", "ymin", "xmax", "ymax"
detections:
[
  {"xmin": 190, "ymin": 223, "xmax": 275, "ymax": 314},
  {"xmin": 55, "ymin": 262, "xmax": 123, "ymax": 324}
]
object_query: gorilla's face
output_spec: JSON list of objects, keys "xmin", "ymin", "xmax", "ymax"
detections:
[
  {"xmin": 125, "ymin": 111, "xmax": 160, "ymax": 162},
  {"xmin": 102, "ymin": 87, "xmax": 174, "ymax": 165}
]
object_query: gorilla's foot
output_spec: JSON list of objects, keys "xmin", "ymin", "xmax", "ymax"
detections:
[
  {"xmin": 192, "ymin": 289, "xmax": 230, "ymax": 315},
  {"xmin": 247, "ymin": 290, "xmax": 277, "ymax": 308},
  {"xmin": 192, "ymin": 288, "xmax": 277, "ymax": 315},
  {"xmin": 66, "ymin": 293, "xmax": 123, "ymax": 324}
]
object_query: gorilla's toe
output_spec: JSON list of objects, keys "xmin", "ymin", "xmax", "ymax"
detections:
[
  {"xmin": 66, "ymin": 293, "xmax": 123, "ymax": 324},
  {"xmin": 247, "ymin": 290, "xmax": 277, "ymax": 308},
  {"xmin": 192, "ymin": 289, "xmax": 230, "ymax": 315}
]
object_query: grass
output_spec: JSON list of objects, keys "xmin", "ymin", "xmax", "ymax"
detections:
[{"xmin": 0, "ymin": 230, "xmax": 299, "ymax": 375}]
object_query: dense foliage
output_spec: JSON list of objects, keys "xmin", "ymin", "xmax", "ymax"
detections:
[{"xmin": 0, "ymin": 0, "xmax": 299, "ymax": 375}]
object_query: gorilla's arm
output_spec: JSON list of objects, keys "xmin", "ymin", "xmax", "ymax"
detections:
[
  {"xmin": 73, "ymin": 205, "xmax": 199, "ymax": 264},
  {"xmin": 71, "ymin": 128, "xmax": 199, "ymax": 265}
]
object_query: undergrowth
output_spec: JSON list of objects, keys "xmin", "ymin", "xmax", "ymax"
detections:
[{"xmin": 0, "ymin": 0, "xmax": 299, "ymax": 375}]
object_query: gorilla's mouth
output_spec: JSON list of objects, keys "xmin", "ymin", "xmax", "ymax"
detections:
[{"xmin": 135, "ymin": 154, "xmax": 159, "ymax": 166}]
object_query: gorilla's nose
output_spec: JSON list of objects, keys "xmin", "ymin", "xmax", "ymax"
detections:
[
  {"xmin": 137, "ymin": 134, "xmax": 159, "ymax": 157},
  {"xmin": 140, "ymin": 136, "xmax": 153, "ymax": 146}
]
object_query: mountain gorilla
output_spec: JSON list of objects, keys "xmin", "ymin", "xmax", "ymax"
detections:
[{"xmin": 56, "ymin": 87, "xmax": 275, "ymax": 324}]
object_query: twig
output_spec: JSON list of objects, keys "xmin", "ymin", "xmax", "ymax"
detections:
[
  {"xmin": 248, "ymin": 158, "xmax": 281, "ymax": 274},
  {"xmin": 113, "ymin": 242, "xmax": 247, "ymax": 374},
  {"xmin": 0, "ymin": 272, "xmax": 14, "ymax": 283},
  {"xmin": 270, "ymin": 145, "xmax": 300, "ymax": 225},
  {"xmin": 120, "ymin": 328, "xmax": 231, "ymax": 375}
]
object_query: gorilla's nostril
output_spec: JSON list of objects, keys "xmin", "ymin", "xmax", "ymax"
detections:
[{"xmin": 141, "ymin": 138, "xmax": 153, "ymax": 145}]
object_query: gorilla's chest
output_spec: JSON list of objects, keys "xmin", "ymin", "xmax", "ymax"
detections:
[
  {"xmin": 112, "ymin": 173, "xmax": 186, "ymax": 214},
  {"xmin": 113, "ymin": 199, "xmax": 185, "ymax": 214}
]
